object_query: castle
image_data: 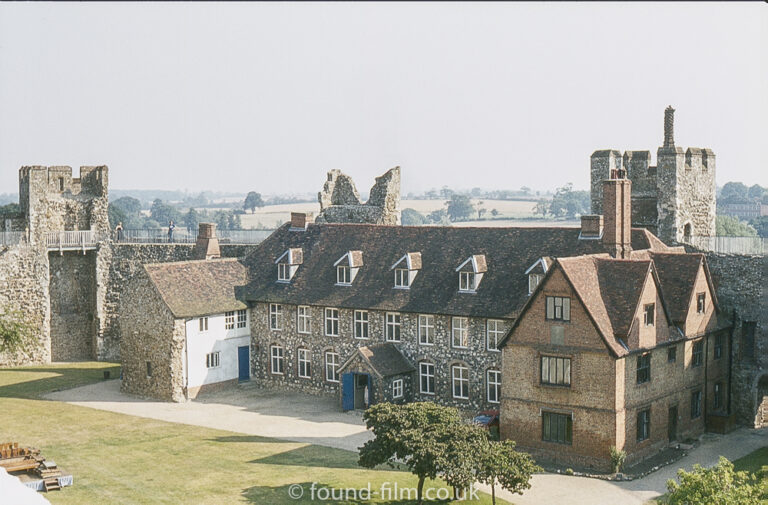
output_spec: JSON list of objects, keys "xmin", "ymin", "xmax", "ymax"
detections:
[
  {"xmin": 590, "ymin": 106, "xmax": 717, "ymax": 243},
  {"xmin": 0, "ymin": 107, "xmax": 765, "ymax": 439}
]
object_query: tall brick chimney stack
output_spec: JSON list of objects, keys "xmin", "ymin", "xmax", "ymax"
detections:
[
  {"xmin": 192, "ymin": 222, "xmax": 221, "ymax": 260},
  {"xmin": 602, "ymin": 168, "xmax": 632, "ymax": 259},
  {"xmin": 663, "ymin": 105, "xmax": 675, "ymax": 148}
]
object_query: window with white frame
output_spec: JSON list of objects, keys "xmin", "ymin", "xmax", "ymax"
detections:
[
  {"xmin": 206, "ymin": 352, "xmax": 220, "ymax": 369},
  {"xmin": 297, "ymin": 348, "xmax": 311, "ymax": 378},
  {"xmin": 394, "ymin": 268, "xmax": 410, "ymax": 288},
  {"xmin": 237, "ymin": 309, "xmax": 247, "ymax": 329},
  {"xmin": 225, "ymin": 311, "xmax": 235, "ymax": 329},
  {"xmin": 325, "ymin": 308, "xmax": 339, "ymax": 336},
  {"xmin": 277, "ymin": 262, "xmax": 290, "ymax": 282},
  {"xmin": 486, "ymin": 320, "xmax": 504, "ymax": 351},
  {"xmin": 337, "ymin": 265, "xmax": 351, "ymax": 285},
  {"xmin": 528, "ymin": 273, "xmax": 544, "ymax": 295},
  {"xmin": 452, "ymin": 364, "xmax": 469, "ymax": 399},
  {"xmin": 452, "ymin": 317, "xmax": 469, "ymax": 348},
  {"xmin": 354, "ymin": 310, "xmax": 369, "ymax": 339},
  {"xmin": 297, "ymin": 306, "xmax": 310, "ymax": 334},
  {"xmin": 325, "ymin": 352, "xmax": 339, "ymax": 383},
  {"xmin": 269, "ymin": 304, "xmax": 282, "ymax": 330},
  {"xmin": 392, "ymin": 378, "xmax": 404, "ymax": 399},
  {"xmin": 487, "ymin": 369, "xmax": 501, "ymax": 403},
  {"xmin": 418, "ymin": 315, "xmax": 435, "ymax": 345},
  {"xmin": 386, "ymin": 312, "xmax": 401, "ymax": 342},
  {"xmin": 270, "ymin": 345, "xmax": 284, "ymax": 375},
  {"xmin": 545, "ymin": 296, "xmax": 570, "ymax": 321},
  {"xmin": 459, "ymin": 271, "xmax": 476, "ymax": 292},
  {"xmin": 199, "ymin": 317, "xmax": 208, "ymax": 332},
  {"xmin": 419, "ymin": 362, "xmax": 435, "ymax": 394}
]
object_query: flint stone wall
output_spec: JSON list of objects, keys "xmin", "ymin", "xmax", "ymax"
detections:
[
  {"xmin": 316, "ymin": 167, "xmax": 401, "ymax": 225},
  {"xmin": 49, "ymin": 251, "xmax": 98, "ymax": 361}
]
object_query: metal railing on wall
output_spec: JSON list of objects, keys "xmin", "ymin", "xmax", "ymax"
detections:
[
  {"xmin": 45, "ymin": 230, "xmax": 102, "ymax": 250},
  {"xmin": 113, "ymin": 229, "xmax": 274, "ymax": 245},
  {"xmin": 683, "ymin": 236, "xmax": 767, "ymax": 255}
]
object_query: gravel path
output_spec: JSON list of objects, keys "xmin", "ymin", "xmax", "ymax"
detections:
[{"xmin": 46, "ymin": 380, "xmax": 767, "ymax": 505}]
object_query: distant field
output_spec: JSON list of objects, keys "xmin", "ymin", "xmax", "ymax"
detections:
[{"xmin": 239, "ymin": 199, "xmax": 541, "ymax": 228}]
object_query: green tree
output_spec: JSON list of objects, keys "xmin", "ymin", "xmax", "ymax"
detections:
[
  {"xmin": 243, "ymin": 192, "xmax": 265, "ymax": 213},
  {"xmin": 0, "ymin": 202, "xmax": 21, "ymax": 216},
  {"xmin": 358, "ymin": 402, "xmax": 462, "ymax": 505},
  {"xmin": 749, "ymin": 216, "xmax": 768, "ymax": 238},
  {"xmin": 401, "ymin": 208, "xmax": 428, "ymax": 226},
  {"xmin": 441, "ymin": 422, "xmax": 488, "ymax": 499},
  {"xmin": 183, "ymin": 208, "xmax": 200, "ymax": 232},
  {"xmin": 427, "ymin": 208, "xmax": 449, "ymax": 225},
  {"xmin": 111, "ymin": 196, "xmax": 142, "ymax": 216},
  {"xmin": 747, "ymin": 184, "xmax": 765, "ymax": 200},
  {"xmin": 716, "ymin": 216, "xmax": 757, "ymax": 237},
  {"xmin": 550, "ymin": 183, "xmax": 589, "ymax": 219},
  {"xmin": 0, "ymin": 307, "xmax": 34, "ymax": 355},
  {"xmin": 534, "ymin": 199, "xmax": 549, "ymax": 218},
  {"xmin": 108, "ymin": 204, "xmax": 127, "ymax": 229},
  {"xmin": 490, "ymin": 208, "xmax": 499, "ymax": 217},
  {"xmin": 150, "ymin": 199, "xmax": 182, "ymax": 225},
  {"xmin": 666, "ymin": 456, "xmax": 764, "ymax": 505},
  {"xmin": 720, "ymin": 182, "xmax": 749, "ymax": 203},
  {"xmin": 476, "ymin": 439, "xmax": 541, "ymax": 505},
  {"xmin": 445, "ymin": 194, "xmax": 475, "ymax": 222}
]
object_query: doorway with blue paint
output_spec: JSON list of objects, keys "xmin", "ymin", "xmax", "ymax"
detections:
[{"xmin": 341, "ymin": 372, "xmax": 372, "ymax": 411}]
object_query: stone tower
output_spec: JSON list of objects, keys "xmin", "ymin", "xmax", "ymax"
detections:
[
  {"xmin": 590, "ymin": 107, "xmax": 716, "ymax": 244},
  {"xmin": 315, "ymin": 166, "xmax": 401, "ymax": 225}
]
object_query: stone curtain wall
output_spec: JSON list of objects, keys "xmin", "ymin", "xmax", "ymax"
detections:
[
  {"xmin": 250, "ymin": 301, "xmax": 508, "ymax": 412},
  {"xmin": 703, "ymin": 251, "xmax": 767, "ymax": 426},
  {"xmin": 49, "ymin": 251, "xmax": 98, "ymax": 361},
  {"xmin": 0, "ymin": 244, "xmax": 50, "ymax": 366}
]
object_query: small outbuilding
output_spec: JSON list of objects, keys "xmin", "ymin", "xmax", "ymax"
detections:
[
  {"xmin": 338, "ymin": 343, "xmax": 415, "ymax": 410},
  {"xmin": 120, "ymin": 256, "xmax": 251, "ymax": 401}
]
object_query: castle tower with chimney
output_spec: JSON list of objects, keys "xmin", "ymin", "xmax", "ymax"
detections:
[{"xmin": 590, "ymin": 107, "xmax": 716, "ymax": 244}]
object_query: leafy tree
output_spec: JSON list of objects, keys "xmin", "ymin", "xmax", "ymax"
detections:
[
  {"xmin": 747, "ymin": 184, "xmax": 765, "ymax": 200},
  {"xmin": 550, "ymin": 183, "xmax": 589, "ymax": 219},
  {"xmin": 150, "ymin": 199, "xmax": 182, "ymax": 225},
  {"xmin": 441, "ymin": 422, "xmax": 488, "ymax": 499},
  {"xmin": 0, "ymin": 202, "xmax": 21, "ymax": 216},
  {"xmin": 108, "ymin": 204, "xmax": 127, "ymax": 229},
  {"xmin": 445, "ymin": 194, "xmax": 475, "ymax": 222},
  {"xmin": 243, "ymin": 192, "xmax": 265, "ymax": 213},
  {"xmin": 534, "ymin": 199, "xmax": 549, "ymax": 218},
  {"xmin": 440, "ymin": 186, "xmax": 455, "ymax": 200},
  {"xmin": 182, "ymin": 192, "xmax": 208, "ymax": 208},
  {"xmin": 183, "ymin": 208, "xmax": 200, "ymax": 232},
  {"xmin": 490, "ymin": 208, "xmax": 499, "ymax": 217},
  {"xmin": 111, "ymin": 196, "xmax": 142, "ymax": 216},
  {"xmin": 476, "ymin": 439, "xmax": 541, "ymax": 505},
  {"xmin": 0, "ymin": 307, "xmax": 34, "ymax": 355},
  {"xmin": 716, "ymin": 216, "xmax": 757, "ymax": 237},
  {"xmin": 748, "ymin": 216, "xmax": 768, "ymax": 238},
  {"xmin": 427, "ymin": 208, "xmax": 449, "ymax": 225},
  {"xmin": 359, "ymin": 402, "xmax": 462, "ymax": 505},
  {"xmin": 401, "ymin": 208, "xmax": 428, "ymax": 226},
  {"xmin": 520, "ymin": 186, "xmax": 531, "ymax": 196},
  {"xmin": 720, "ymin": 182, "xmax": 750, "ymax": 203},
  {"xmin": 666, "ymin": 456, "xmax": 764, "ymax": 505}
]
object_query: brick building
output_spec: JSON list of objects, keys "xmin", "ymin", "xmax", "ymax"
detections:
[{"xmin": 499, "ymin": 171, "xmax": 731, "ymax": 472}]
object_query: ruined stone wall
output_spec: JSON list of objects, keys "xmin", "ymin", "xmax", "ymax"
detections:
[
  {"xmin": 701, "ymin": 251, "xmax": 767, "ymax": 427},
  {"xmin": 0, "ymin": 244, "xmax": 50, "ymax": 366},
  {"xmin": 316, "ymin": 167, "xmax": 401, "ymax": 225},
  {"xmin": 49, "ymin": 251, "xmax": 98, "ymax": 361}
]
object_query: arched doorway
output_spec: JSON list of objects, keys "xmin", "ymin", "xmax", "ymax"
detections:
[{"xmin": 757, "ymin": 375, "xmax": 768, "ymax": 428}]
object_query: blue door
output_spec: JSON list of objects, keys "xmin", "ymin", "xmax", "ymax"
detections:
[
  {"xmin": 237, "ymin": 346, "xmax": 250, "ymax": 382},
  {"xmin": 342, "ymin": 373, "xmax": 355, "ymax": 411}
]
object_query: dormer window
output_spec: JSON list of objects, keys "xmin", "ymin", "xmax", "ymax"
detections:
[
  {"xmin": 275, "ymin": 248, "xmax": 303, "ymax": 283},
  {"xmin": 456, "ymin": 255, "xmax": 487, "ymax": 293},
  {"xmin": 391, "ymin": 252, "xmax": 422, "ymax": 289},
  {"xmin": 334, "ymin": 250, "xmax": 363, "ymax": 286},
  {"xmin": 525, "ymin": 257, "xmax": 550, "ymax": 296}
]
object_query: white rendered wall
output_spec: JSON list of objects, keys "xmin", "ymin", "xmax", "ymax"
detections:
[{"xmin": 183, "ymin": 312, "xmax": 250, "ymax": 389}]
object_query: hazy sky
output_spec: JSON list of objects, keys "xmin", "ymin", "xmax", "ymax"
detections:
[{"xmin": 0, "ymin": 2, "xmax": 765, "ymax": 195}]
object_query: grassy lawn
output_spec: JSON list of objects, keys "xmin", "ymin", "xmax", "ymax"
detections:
[{"xmin": 0, "ymin": 363, "xmax": 507, "ymax": 504}]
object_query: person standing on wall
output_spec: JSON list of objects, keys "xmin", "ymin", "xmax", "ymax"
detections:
[
  {"xmin": 168, "ymin": 220, "xmax": 175, "ymax": 243},
  {"xmin": 115, "ymin": 221, "xmax": 124, "ymax": 242}
]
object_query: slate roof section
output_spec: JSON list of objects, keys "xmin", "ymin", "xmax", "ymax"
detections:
[
  {"xmin": 242, "ymin": 223, "xmax": 669, "ymax": 319},
  {"xmin": 144, "ymin": 258, "xmax": 249, "ymax": 318},
  {"xmin": 342, "ymin": 343, "xmax": 415, "ymax": 378}
]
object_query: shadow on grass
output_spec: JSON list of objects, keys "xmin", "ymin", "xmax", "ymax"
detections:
[
  {"xmin": 242, "ymin": 481, "xmax": 451, "ymax": 505},
  {"xmin": 207, "ymin": 435, "xmax": 295, "ymax": 445},
  {"xmin": 249, "ymin": 444, "xmax": 362, "ymax": 469},
  {"xmin": 0, "ymin": 363, "xmax": 121, "ymax": 399}
]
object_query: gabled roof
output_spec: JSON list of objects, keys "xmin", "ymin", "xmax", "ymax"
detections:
[
  {"xmin": 242, "ymin": 223, "xmax": 669, "ymax": 319},
  {"xmin": 275, "ymin": 248, "xmax": 303, "ymax": 265},
  {"xmin": 595, "ymin": 258, "xmax": 653, "ymax": 337},
  {"xmin": 143, "ymin": 258, "xmax": 249, "ymax": 319},
  {"xmin": 525, "ymin": 257, "xmax": 552, "ymax": 275},
  {"xmin": 456, "ymin": 255, "xmax": 487, "ymax": 273},
  {"xmin": 649, "ymin": 253, "xmax": 707, "ymax": 323},
  {"xmin": 391, "ymin": 252, "xmax": 422, "ymax": 271},
  {"xmin": 334, "ymin": 250, "xmax": 364, "ymax": 268},
  {"xmin": 339, "ymin": 343, "xmax": 415, "ymax": 378}
]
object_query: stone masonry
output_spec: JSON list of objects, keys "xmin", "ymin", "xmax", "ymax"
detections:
[{"xmin": 315, "ymin": 167, "xmax": 401, "ymax": 225}]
